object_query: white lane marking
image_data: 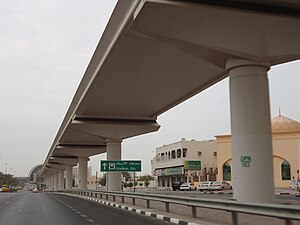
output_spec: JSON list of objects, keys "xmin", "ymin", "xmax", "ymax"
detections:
[
  {"xmin": 6, "ymin": 202, "xmax": 10, "ymax": 204},
  {"xmin": 86, "ymin": 219, "xmax": 94, "ymax": 223},
  {"xmin": 81, "ymin": 214, "xmax": 88, "ymax": 218}
]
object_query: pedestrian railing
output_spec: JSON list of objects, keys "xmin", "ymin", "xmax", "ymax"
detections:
[{"xmin": 58, "ymin": 189, "xmax": 300, "ymax": 225}]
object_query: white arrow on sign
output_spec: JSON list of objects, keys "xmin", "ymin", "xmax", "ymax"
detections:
[{"xmin": 102, "ymin": 163, "xmax": 107, "ymax": 170}]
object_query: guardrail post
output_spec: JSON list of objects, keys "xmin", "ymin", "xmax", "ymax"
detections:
[
  {"xmin": 165, "ymin": 202, "xmax": 170, "ymax": 212},
  {"xmin": 191, "ymin": 206, "xmax": 197, "ymax": 218},
  {"xmin": 231, "ymin": 212, "xmax": 238, "ymax": 225},
  {"xmin": 95, "ymin": 193, "xmax": 97, "ymax": 198},
  {"xmin": 113, "ymin": 196, "xmax": 116, "ymax": 201},
  {"xmin": 132, "ymin": 198, "xmax": 136, "ymax": 205},
  {"xmin": 285, "ymin": 219, "xmax": 292, "ymax": 225},
  {"xmin": 106, "ymin": 194, "xmax": 108, "ymax": 200},
  {"xmin": 146, "ymin": 199, "xmax": 150, "ymax": 208},
  {"xmin": 100, "ymin": 194, "xmax": 102, "ymax": 199},
  {"xmin": 121, "ymin": 196, "xmax": 125, "ymax": 203}
]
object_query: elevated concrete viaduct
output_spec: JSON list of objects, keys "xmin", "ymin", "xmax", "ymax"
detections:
[{"xmin": 40, "ymin": 0, "xmax": 300, "ymax": 202}]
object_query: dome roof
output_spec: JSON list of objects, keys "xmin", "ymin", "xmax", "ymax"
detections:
[{"xmin": 271, "ymin": 115, "xmax": 300, "ymax": 133}]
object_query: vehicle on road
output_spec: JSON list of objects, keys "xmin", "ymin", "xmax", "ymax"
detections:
[
  {"xmin": 210, "ymin": 181, "xmax": 232, "ymax": 191},
  {"xmin": 199, "ymin": 181, "xmax": 212, "ymax": 192},
  {"xmin": 33, "ymin": 188, "xmax": 38, "ymax": 193},
  {"xmin": 180, "ymin": 182, "xmax": 196, "ymax": 191},
  {"xmin": 172, "ymin": 181, "xmax": 184, "ymax": 191},
  {"xmin": 1, "ymin": 185, "xmax": 9, "ymax": 192}
]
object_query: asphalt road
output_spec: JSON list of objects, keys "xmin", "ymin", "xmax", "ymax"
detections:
[{"xmin": 0, "ymin": 191, "xmax": 170, "ymax": 225}]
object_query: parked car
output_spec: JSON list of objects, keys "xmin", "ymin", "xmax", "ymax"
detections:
[
  {"xmin": 210, "ymin": 181, "xmax": 232, "ymax": 191},
  {"xmin": 32, "ymin": 188, "xmax": 38, "ymax": 193},
  {"xmin": 180, "ymin": 182, "xmax": 196, "ymax": 191},
  {"xmin": 198, "ymin": 181, "xmax": 212, "ymax": 192},
  {"xmin": 172, "ymin": 181, "xmax": 184, "ymax": 191}
]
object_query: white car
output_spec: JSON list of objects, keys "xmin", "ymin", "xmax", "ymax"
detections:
[
  {"xmin": 32, "ymin": 188, "xmax": 38, "ymax": 193},
  {"xmin": 210, "ymin": 181, "xmax": 232, "ymax": 191},
  {"xmin": 198, "ymin": 182, "xmax": 212, "ymax": 192},
  {"xmin": 180, "ymin": 183, "xmax": 196, "ymax": 191}
]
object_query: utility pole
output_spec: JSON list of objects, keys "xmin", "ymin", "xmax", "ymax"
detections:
[
  {"xmin": 133, "ymin": 172, "xmax": 136, "ymax": 192},
  {"xmin": 95, "ymin": 171, "xmax": 98, "ymax": 189}
]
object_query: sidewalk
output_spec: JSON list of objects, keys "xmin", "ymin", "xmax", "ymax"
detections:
[{"xmin": 275, "ymin": 187, "xmax": 299, "ymax": 195}]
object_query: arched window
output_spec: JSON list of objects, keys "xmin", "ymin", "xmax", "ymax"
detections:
[
  {"xmin": 223, "ymin": 162, "xmax": 231, "ymax": 181},
  {"xmin": 281, "ymin": 160, "xmax": 291, "ymax": 180}
]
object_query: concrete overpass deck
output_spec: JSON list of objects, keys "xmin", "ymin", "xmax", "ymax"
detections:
[{"xmin": 40, "ymin": 0, "xmax": 300, "ymax": 202}]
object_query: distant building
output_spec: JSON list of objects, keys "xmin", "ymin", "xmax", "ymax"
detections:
[
  {"xmin": 151, "ymin": 138, "xmax": 217, "ymax": 188},
  {"xmin": 216, "ymin": 114, "xmax": 300, "ymax": 188}
]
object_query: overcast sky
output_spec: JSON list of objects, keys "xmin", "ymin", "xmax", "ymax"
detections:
[{"xmin": 0, "ymin": 1, "xmax": 299, "ymax": 177}]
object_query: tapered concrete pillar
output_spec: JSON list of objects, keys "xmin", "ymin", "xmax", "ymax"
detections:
[
  {"xmin": 78, "ymin": 157, "xmax": 88, "ymax": 189},
  {"xmin": 106, "ymin": 140, "xmax": 122, "ymax": 191},
  {"xmin": 54, "ymin": 172, "xmax": 58, "ymax": 191},
  {"xmin": 66, "ymin": 165, "xmax": 73, "ymax": 190},
  {"xmin": 51, "ymin": 174, "xmax": 55, "ymax": 190},
  {"xmin": 46, "ymin": 177, "xmax": 50, "ymax": 189},
  {"xmin": 49, "ymin": 175, "xmax": 52, "ymax": 190},
  {"xmin": 226, "ymin": 58, "xmax": 275, "ymax": 203},
  {"xmin": 58, "ymin": 170, "xmax": 64, "ymax": 190}
]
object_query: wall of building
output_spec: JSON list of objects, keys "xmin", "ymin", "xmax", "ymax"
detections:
[
  {"xmin": 216, "ymin": 132, "xmax": 300, "ymax": 188},
  {"xmin": 152, "ymin": 138, "xmax": 217, "ymax": 188}
]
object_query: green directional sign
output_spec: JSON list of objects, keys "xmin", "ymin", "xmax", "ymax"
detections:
[{"xmin": 100, "ymin": 160, "xmax": 141, "ymax": 172}]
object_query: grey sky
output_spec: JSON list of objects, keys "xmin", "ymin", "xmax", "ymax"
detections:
[{"xmin": 0, "ymin": 1, "xmax": 299, "ymax": 177}]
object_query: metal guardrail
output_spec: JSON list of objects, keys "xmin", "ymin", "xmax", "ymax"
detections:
[{"xmin": 59, "ymin": 189, "xmax": 300, "ymax": 225}]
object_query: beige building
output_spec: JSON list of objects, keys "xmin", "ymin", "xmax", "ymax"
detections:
[
  {"xmin": 216, "ymin": 114, "xmax": 300, "ymax": 188},
  {"xmin": 151, "ymin": 138, "xmax": 217, "ymax": 188}
]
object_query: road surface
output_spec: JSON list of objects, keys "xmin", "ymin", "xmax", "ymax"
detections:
[{"xmin": 0, "ymin": 191, "xmax": 170, "ymax": 225}]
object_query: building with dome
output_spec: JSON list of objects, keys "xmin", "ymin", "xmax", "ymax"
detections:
[{"xmin": 216, "ymin": 114, "xmax": 300, "ymax": 188}]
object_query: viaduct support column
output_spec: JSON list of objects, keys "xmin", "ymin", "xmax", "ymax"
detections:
[
  {"xmin": 226, "ymin": 59, "xmax": 275, "ymax": 203},
  {"xmin": 106, "ymin": 140, "xmax": 122, "ymax": 191},
  {"xmin": 54, "ymin": 172, "xmax": 58, "ymax": 191},
  {"xmin": 49, "ymin": 175, "xmax": 53, "ymax": 190},
  {"xmin": 78, "ymin": 157, "xmax": 88, "ymax": 189},
  {"xmin": 51, "ymin": 174, "xmax": 55, "ymax": 190},
  {"xmin": 58, "ymin": 170, "xmax": 64, "ymax": 190},
  {"xmin": 66, "ymin": 165, "xmax": 73, "ymax": 190},
  {"xmin": 47, "ymin": 177, "xmax": 50, "ymax": 190}
]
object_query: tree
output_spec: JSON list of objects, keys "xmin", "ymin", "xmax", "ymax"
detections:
[
  {"xmin": 121, "ymin": 172, "xmax": 131, "ymax": 181},
  {"xmin": 99, "ymin": 173, "xmax": 106, "ymax": 186},
  {"xmin": 144, "ymin": 180, "xmax": 150, "ymax": 187},
  {"xmin": 138, "ymin": 175, "xmax": 154, "ymax": 182},
  {"xmin": 0, "ymin": 172, "xmax": 17, "ymax": 187},
  {"xmin": 127, "ymin": 182, "xmax": 133, "ymax": 188},
  {"xmin": 138, "ymin": 175, "xmax": 154, "ymax": 188}
]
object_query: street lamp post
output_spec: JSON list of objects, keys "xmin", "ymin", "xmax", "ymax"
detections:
[{"xmin": 5, "ymin": 163, "xmax": 8, "ymax": 174}]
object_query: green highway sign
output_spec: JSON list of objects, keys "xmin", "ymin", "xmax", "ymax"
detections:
[
  {"xmin": 184, "ymin": 160, "xmax": 201, "ymax": 170},
  {"xmin": 100, "ymin": 160, "xmax": 141, "ymax": 172}
]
